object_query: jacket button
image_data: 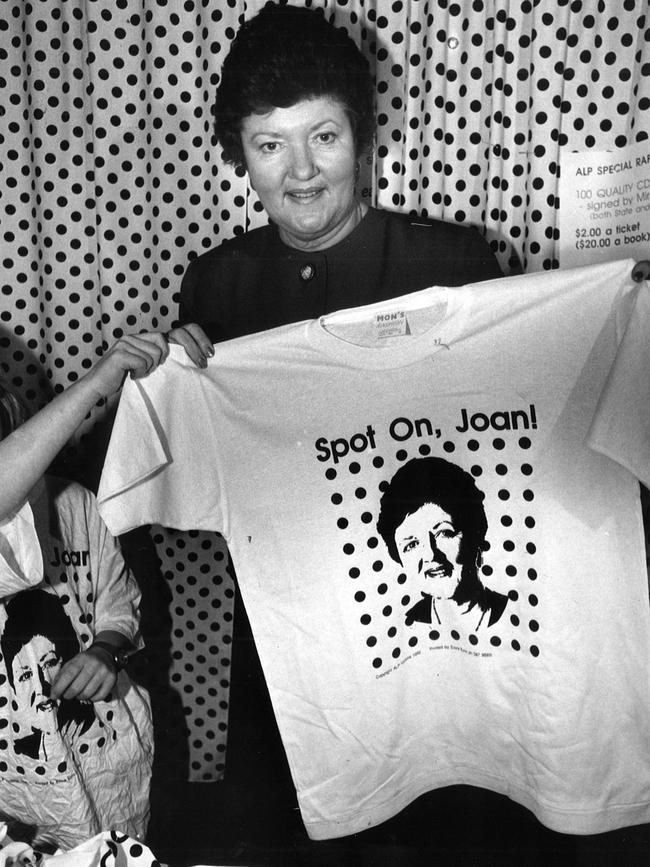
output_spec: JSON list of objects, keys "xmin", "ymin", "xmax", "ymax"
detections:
[{"xmin": 299, "ymin": 264, "xmax": 316, "ymax": 282}]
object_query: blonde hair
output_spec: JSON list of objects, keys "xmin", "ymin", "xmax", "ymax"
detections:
[{"xmin": 0, "ymin": 382, "xmax": 30, "ymax": 440}]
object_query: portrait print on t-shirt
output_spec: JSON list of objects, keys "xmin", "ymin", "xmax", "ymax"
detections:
[
  {"xmin": 0, "ymin": 588, "xmax": 99, "ymax": 764},
  {"xmin": 376, "ymin": 457, "xmax": 508, "ymax": 633},
  {"xmin": 318, "ymin": 399, "xmax": 541, "ymax": 675}
]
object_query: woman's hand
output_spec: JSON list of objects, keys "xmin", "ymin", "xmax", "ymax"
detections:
[
  {"xmin": 632, "ymin": 260, "xmax": 650, "ymax": 282},
  {"xmin": 50, "ymin": 646, "xmax": 118, "ymax": 702},
  {"xmin": 0, "ymin": 331, "xmax": 170, "ymax": 521},
  {"xmin": 83, "ymin": 332, "xmax": 170, "ymax": 401},
  {"xmin": 166, "ymin": 323, "xmax": 214, "ymax": 368}
]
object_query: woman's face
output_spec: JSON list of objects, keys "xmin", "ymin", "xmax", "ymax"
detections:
[
  {"xmin": 11, "ymin": 633, "xmax": 62, "ymax": 735},
  {"xmin": 241, "ymin": 96, "xmax": 359, "ymax": 252},
  {"xmin": 395, "ymin": 502, "xmax": 464, "ymax": 600}
]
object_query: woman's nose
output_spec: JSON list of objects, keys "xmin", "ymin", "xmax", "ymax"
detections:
[
  {"xmin": 38, "ymin": 665, "xmax": 51, "ymax": 695},
  {"xmin": 289, "ymin": 144, "xmax": 317, "ymax": 180},
  {"xmin": 426, "ymin": 532, "xmax": 441, "ymax": 559}
]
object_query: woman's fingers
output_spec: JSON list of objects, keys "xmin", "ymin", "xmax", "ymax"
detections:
[
  {"xmin": 166, "ymin": 323, "xmax": 214, "ymax": 368},
  {"xmin": 116, "ymin": 332, "xmax": 170, "ymax": 379},
  {"xmin": 83, "ymin": 332, "xmax": 170, "ymax": 398},
  {"xmin": 632, "ymin": 260, "xmax": 650, "ymax": 282},
  {"xmin": 51, "ymin": 650, "xmax": 116, "ymax": 701}
]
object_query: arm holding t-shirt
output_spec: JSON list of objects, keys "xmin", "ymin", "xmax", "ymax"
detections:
[{"xmin": 0, "ymin": 333, "xmax": 169, "ymax": 522}]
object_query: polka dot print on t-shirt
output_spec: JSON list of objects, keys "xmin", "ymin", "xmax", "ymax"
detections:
[
  {"xmin": 0, "ymin": 0, "xmax": 648, "ymax": 782},
  {"xmin": 324, "ymin": 431, "xmax": 541, "ymax": 672}
]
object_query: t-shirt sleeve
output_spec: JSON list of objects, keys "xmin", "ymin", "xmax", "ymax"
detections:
[
  {"xmin": 0, "ymin": 503, "xmax": 43, "ymax": 598},
  {"xmin": 97, "ymin": 377, "xmax": 170, "ymax": 533},
  {"xmin": 97, "ymin": 348, "xmax": 226, "ymax": 536},
  {"xmin": 82, "ymin": 488, "xmax": 143, "ymax": 646},
  {"xmin": 587, "ymin": 279, "xmax": 650, "ymax": 488}
]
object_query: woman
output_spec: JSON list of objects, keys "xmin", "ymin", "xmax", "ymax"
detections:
[
  {"xmin": 0, "ymin": 334, "xmax": 167, "ymax": 848},
  {"xmin": 377, "ymin": 457, "xmax": 508, "ymax": 631},
  {"xmin": 170, "ymin": 3, "xmax": 503, "ymax": 361},
  {"xmin": 166, "ymin": 1, "xmax": 504, "ymax": 850}
]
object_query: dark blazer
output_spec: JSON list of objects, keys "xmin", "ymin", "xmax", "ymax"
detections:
[
  {"xmin": 405, "ymin": 589, "xmax": 508, "ymax": 630},
  {"xmin": 178, "ymin": 206, "xmax": 503, "ymax": 342}
]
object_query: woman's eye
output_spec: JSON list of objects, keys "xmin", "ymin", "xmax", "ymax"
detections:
[
  {"xmin": 18, "ymin": 670, "xmax": 33, "ymax": 683},
  {"xmin": 436, "ymin": 528, "xmax": 457, "ymax": 540},
  {"xmin": 402, "ymin": 539, "xmax": 418, "ymax": 553},
  {"xmin": 260, "ymin": 142, "xmax": 279, "ymax": 153},
  {"xmin": 317, "ymin": 132, "xmax": 336, "ymax": 144}
]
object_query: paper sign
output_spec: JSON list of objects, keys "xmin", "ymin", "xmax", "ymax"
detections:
[{"xmin": 559, "ymin": 139, "xmax": 650, "ymax": 269}]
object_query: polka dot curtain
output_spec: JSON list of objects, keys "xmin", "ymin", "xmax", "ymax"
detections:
[
  {"xmin": 369, "ymin": 0, "xmax": 649, "ymax": 273},
  {"xmin": 1, "ymin": 0, "xmax": 648, "ymax": 783}
]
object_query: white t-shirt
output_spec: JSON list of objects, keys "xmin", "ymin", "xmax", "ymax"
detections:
[
  {"xmin": 98, "ymin": 258, "xmax": 650, "ymax": 839},
  {"xmin": 0, "ymin": 478, "xmax": 152, "ymax": 848}
]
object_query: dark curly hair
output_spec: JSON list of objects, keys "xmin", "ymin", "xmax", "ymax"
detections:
[
  {"xmin": 377, "ymin": 457, "xmax": 489, "ymax": 568},
  {"xmin": 215, "ymin": 3, "xmax": 375, "ymax": 168},
  {"xmin": 2, "ymin": 588, "xmax": 95, "ymax": 737}
]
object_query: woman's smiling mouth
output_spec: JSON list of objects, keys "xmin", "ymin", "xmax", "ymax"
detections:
[
  {"xmin": 286, "ymin": 188, "xmax": 323, "ymax": 202},
  {"xmin": 423, "ymin": 565, "xmax": 453, "ymax": 580}
]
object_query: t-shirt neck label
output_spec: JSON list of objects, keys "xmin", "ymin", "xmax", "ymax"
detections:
[
  {"xmin": 308, "ymin": 285, "xmax": 469, "ymax": 369},
  {"xmin": 374, "ymin": 310, "xmax": 409, "ymax": 339}
]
